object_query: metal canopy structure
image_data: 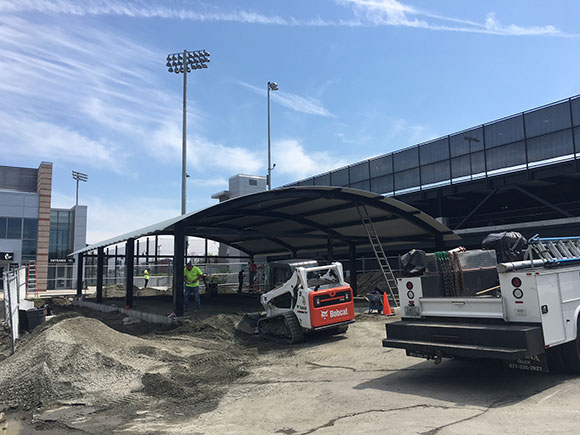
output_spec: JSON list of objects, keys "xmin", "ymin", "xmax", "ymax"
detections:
[
  {"xmin": 71, "ymin": 186, "xmax": 459, "ymax": 317},
  {"xmin": 73, "ymin": 186, "xmax": 458, "ymax": 257}
]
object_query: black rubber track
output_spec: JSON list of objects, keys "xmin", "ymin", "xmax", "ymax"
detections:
[{"xmin": 257, "ymin": 311, "xmax": 305, "ymax": 344}]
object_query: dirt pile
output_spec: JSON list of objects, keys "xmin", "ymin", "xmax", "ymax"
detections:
[{"xmin": 0, "ymin": 314, "xmax": 251, "ymax": 417}]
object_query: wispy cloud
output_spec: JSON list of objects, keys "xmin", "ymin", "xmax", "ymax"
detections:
[
  {"xmin": 339, "ymin": 0, "xmax": 571, "ymax": 37},
  {"xmin": 1, "ymin": 0, "xmax": 572, "ymax": 37},
  {"xmin": 239, "ymin": 82, "xmax": 334, "ymax": 118},
  {"xmin": 273, "ymin": 139, "xmax": 347, "ymax": 179}
]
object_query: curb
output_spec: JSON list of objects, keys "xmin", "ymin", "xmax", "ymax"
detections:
[{"xmin": 72, "ymin": 300, "xmax": 177, "ymax": 325}]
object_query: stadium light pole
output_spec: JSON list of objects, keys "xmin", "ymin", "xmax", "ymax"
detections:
[
  {"xmin": 267, "ymin": 81, "xmax": 278, "ymax": 190},
  {"xmin": 166, "ymin": 49, "xmax": 210, "ymax": 214},
  {"xmin": 72, "ymin": 170, "xmax": 88, "ymax": 206}
]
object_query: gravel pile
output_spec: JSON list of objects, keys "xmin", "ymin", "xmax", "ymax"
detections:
[{"xmin": 0, "ymin": 313, "xmax": 251, "ymax": 417}]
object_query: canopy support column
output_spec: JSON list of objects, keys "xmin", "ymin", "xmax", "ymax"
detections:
[
  {"xmin": 76, "ymin": 253, "xmax": 84, "ymax": 297},
  {"xmin": 349, "ymin": 242, "xmax": 357, "ymax": 297},
  {"xmin": 327, "ymin": 239, "xmax": 334, "ymax": 262},
  {"xmin": 125, "ymin": 238, "xmax": 135, "ymax": 308},
  {"xmin": 173, "ymin": 222, "xmax": 185, "ymax": 317},
  {"xmin": 96, "ymin": 247, "xmax": 104, "ymax": 303}
]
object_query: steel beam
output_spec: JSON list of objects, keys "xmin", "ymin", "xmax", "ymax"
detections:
[
  {"xmin": 173, "ymin": 222, "xmax": 185, "ymax": 316},
  {"xmin": 513, "ymin": 185, "xmax": 573, "ymax": 218},
  {"xmin": 125, "ymin": 238, "xmax": 135, "ymax": 308},
  {"xmin": 76, "ymin": 253, "xmax": 84, "ymax": 297},
  {"xmin": 96, "ymin": 246, "xmax": 104, "ymax": 303}
]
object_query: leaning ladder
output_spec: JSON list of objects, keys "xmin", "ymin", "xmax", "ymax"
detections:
[
  {"xmin": 357, "ymin": 204, "xmax": 399, "ymax": 307},
  {"xmin": 27, "ymin": 261, "xmax": 37, "ymax": 297},
  {"xmin": 526, "ymin": 235, "xmax": 580, "ymax": 266}
]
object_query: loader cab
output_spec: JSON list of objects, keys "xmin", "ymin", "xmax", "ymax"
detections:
[{"xmin": 267, "ymin": 259, "xmax": 318, "ymax": 290}]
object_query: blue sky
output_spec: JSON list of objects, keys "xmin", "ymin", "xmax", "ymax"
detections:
[{"xmin": 2, "ymin": 0, "xmax": 580, "ymax": 250}]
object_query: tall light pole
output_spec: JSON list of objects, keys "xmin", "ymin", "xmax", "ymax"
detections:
[
  {"xmin": 72, "ymin": 170, "xmax": 88, "ymax": 206},
  {"xmin": 166, "ymin": 49, "xmax": 210, "ymax": 214},
  {"xmin": 267, "ymin": 81, "xmax": 278, "ymax": 190}
]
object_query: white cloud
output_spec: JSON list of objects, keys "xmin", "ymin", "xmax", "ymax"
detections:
[
  {"xmin": 0, "ymin": 112, "xmax": 123, "ymax": 171},
  {"xmin": 339, "ymin": 0, "xmax": 572, "ymax": 37},
  {"xmin": 0, "ymin": 0, "xmax": 572, "ymax": 38},
  {"xmin": 239, "ymin": 82, "xmax": 334, "ymax": 118},
  {"xmin": 272, "ymin": 139, "xmax": 347, "ymax": 179}
]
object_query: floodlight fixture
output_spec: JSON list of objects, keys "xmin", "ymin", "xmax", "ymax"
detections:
[{"xmin": 72, "ymin": 170, "xmax": 88, "ymax": 206}]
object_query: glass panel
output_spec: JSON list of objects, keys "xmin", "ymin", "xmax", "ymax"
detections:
[
  {"xmin": 349, "ymin": 162, "xmax": 369, "ymax": 183},
  {"xmin": 350, "ymin": 180, "xmax": 370, "ymax": 191},
  {"xmin": 370, "ymin": 175, "xmax": 393, "ymax": 194},
  {"xmin": 571, "ymin": 97, "xmax": 580, "ymax": 127},
  {"xmin": 421, "ymin": 161, "xmax": 450, "ymax": 184},
  {"xmin": 486, "ymin": 141, "xmax": 526, "ymax": 171},
  {"xmin": 313, "ymin": 173, "xmax": 331, "ymax": 186},
  {"xmin": 472, "ymin": 151, "xmax": 485, "ymax": 174},
  {"xmin": 484, "ymin": 115, "xmax": 525, "ymax": 149},
  {"xmin": 525, "ymin": 101, "xmax": 571, "ymax": 137},
  {"xmin": 298, "ymin": 178, "xmax": 314, "ymax": 186},
  {"xmin": 450, "ymin": 127, "xmax": 484, "ymax": 157},
  {"xmin": 419, "ymin": 138, "xmax": 449, "ymax": 165},
  {"xmin": 22, "ymin": 218, "xmax": 38, "ymax": 240},
  {"xmin": 6, "ymin": 218, "xmax": 22, "ymax": 239},
  {"xmin": 0, "ymin": 217, "xmax": 6, "ymax": 239},
  {"xmin": 22, "ymin": 239, "xmax": 37, "ymax": 257},
  {"xmin": 369, "ymin": 155, "xmax": 393, "ymax": 177},
  {"xmin": 527, "ymin": 130, "xmax": 574, "ymax": 163},
  {"xmin": 394, "ymin": 168, "xmax": 420, "ymax": 191},
  {"xmin": 393, "ymin": 148, "xmax": 419, "ymax": 172},
  {"xmin": 331, "ymin": 168, "xmax": 349, "ymax": 186},
  {"xmin": 451, "ymin": 155, "xmax": 471, "ymax": 178}
]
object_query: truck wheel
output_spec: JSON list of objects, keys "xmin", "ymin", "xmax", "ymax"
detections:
[
  {"xmin": 562, "ymin": 318, "xmax": 580, "ymax": 373},
  {"xmin": 547, "ymin": 346, "xmax": 568, "ymax": 373}
]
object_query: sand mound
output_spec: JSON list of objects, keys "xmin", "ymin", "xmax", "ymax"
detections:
[{"xmin": 0, "ymin": 315, "xmax": 250, "ymax": 415}]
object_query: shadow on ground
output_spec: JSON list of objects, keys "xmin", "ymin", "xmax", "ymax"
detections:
[{"xmin": 354, "ymin": 356, "xmax": 574, "ymax": 408}]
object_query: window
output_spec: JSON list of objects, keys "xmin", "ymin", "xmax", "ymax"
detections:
[
  {"xmin": 0, "ymin": 217, "xmax": 6, "ymax": 238},
  {"xmin": 6, "ymin": 218, "xmax": 22, "ymax": 239},
  {"xmin": 23, "ymin": 218, "xmax": 37, "ymax": 239},
  {"xmin": 249, "ymin": 179, "xmax": 257, "ymax": 186}
]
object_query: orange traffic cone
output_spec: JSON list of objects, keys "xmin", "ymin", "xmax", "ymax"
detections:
[{"xmin": 382, "ymin": 292, "xmax": 393, "ymax": 316}]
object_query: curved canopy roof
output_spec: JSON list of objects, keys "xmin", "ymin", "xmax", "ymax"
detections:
[{"xmin": 72, "ymin": 186, "xmax": 459, "ymax": 256}]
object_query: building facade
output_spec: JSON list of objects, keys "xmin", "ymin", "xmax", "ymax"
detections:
[
  {"xmin": 286, "ymin": 94, "xmax": 580, "ymax": 249},
  {"xmin": 0, "ymin": 162, "xmax": 87, "ymax": 291}
]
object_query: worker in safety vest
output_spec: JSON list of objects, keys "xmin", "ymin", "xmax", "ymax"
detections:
[
  {"xmin": 184, "ymin": 261, "xmax": 203, "ymax": 310},
  {"xmin": 144, "ymin": 269, "xmax": 149, "ymax": 288}
]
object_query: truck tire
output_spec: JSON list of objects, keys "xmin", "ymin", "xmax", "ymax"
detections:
[
  {"xmin": 547, "ymin": 346, "xmax": 568, "ymax": 373},
  {"xmin": 562, "ymin": 317, "xmax": 580, "ymax": 373}
]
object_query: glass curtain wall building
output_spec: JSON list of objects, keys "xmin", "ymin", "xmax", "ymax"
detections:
[{"xmin": 0, "ymin": 162, "xmax": 87, "ymax": 291}]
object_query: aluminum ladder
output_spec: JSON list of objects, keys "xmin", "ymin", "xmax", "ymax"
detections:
[
  {"xmin": 27, "ymin": 261, "xmax": 37, "ymax": 297},
  {"xmin": 357, "ymin": 204, "xmax": 399, "ymax": 307},
  {"xmin": 526, "ymin": 236, "xmax": 580, "ymax": 266}
]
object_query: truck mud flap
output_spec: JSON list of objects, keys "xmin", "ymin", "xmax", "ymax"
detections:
[{"xmin": 383, "ymin": 319, "xmax": 544, "ymax": 360}]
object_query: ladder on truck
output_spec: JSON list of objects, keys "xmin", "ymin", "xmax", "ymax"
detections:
[
  {"xmin": 526, "ymin": 235, "xmax": 580, "ymax": 266},
  {"xmin": 357, "ymin": 204, "xmax": 399, "ymax": 307},
  {"xmin": 27, "ymin": 261, "xmax": 38, "ymax": 298}
]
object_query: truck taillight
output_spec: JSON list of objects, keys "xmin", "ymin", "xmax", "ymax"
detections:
[
  {"xmin": 406, "ymin": 281, "xmax": 413, "ymax": 290},
  {"xmin": 511, "ymin": 277, "xmax": 522, "ymax": 287}
]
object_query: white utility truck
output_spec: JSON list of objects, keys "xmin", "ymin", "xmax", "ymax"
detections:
[{"xmin": 383, "ymin": 236, "xmax": 580, "ymax": 372}]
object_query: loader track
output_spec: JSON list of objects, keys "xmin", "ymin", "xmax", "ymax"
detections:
[{"xmin": 257, "ymin": 312, "xmax": 305, "ymax": 344}]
